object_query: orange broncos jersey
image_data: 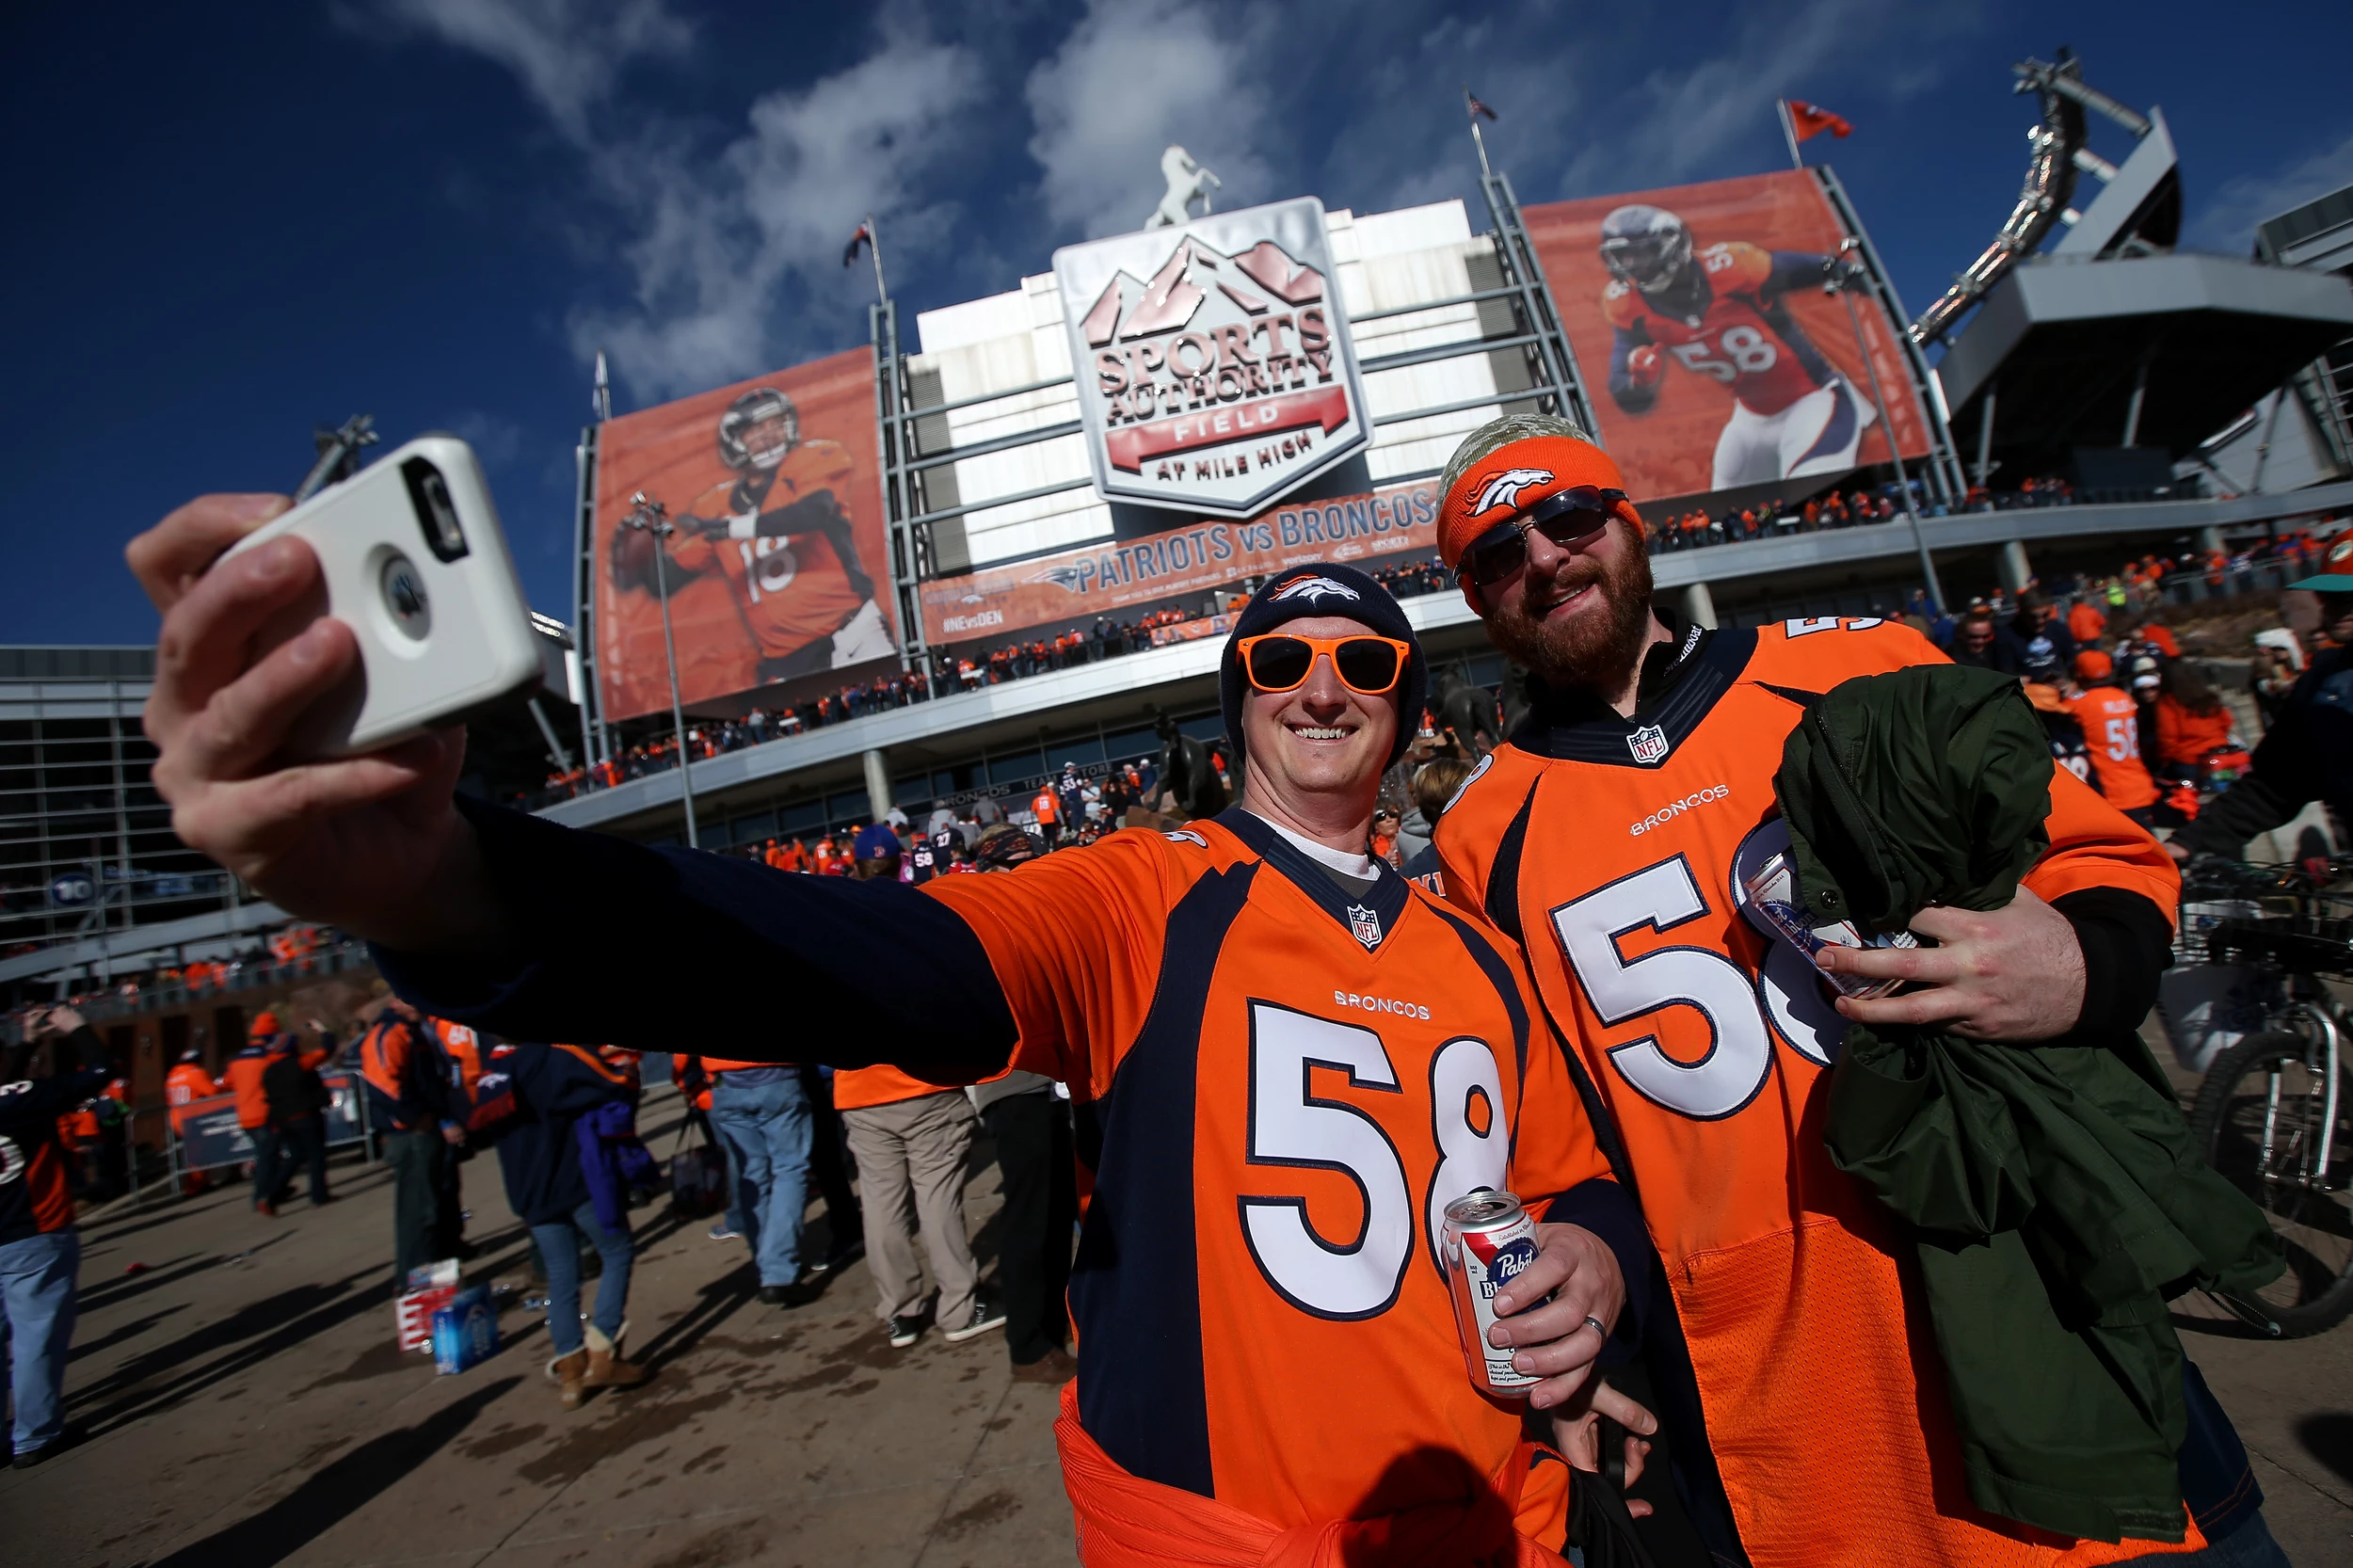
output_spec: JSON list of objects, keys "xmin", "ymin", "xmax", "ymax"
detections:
[
  {"xmin": 2066, "ymin": 687, "xmax": 2159, "ymax": 812},
  {"xmin": 923, "ymin": 808, "xmax": 1617, "ymax": 1539},
  {"xmin": 1437, "ymin": 616, "xmax": 2185, "ymax": 1568},
  {"xmin": 431, "ymin": 1018, "xmax": 488, "ymax": 1094},
  {"xmin": 666, "ymin": 439, "xmax": 868, "ymax": 662}
]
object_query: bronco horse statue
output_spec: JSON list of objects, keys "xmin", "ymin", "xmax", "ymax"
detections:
[
  {"xmin": 1144, "ymin": 146, "xmax": 1221, "ymax": 230},
  {"xmin": 1154, "ymin": 711, "xmax": 1230, "ymax": 820}
]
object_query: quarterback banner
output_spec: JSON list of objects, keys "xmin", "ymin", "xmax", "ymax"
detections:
[
  {"xmin": 593, "ymin": 349, "xmax": 895, "ymax": 722},
  {"xmin": 1522, "ymin": 170, "xmax": 1929, "ymax": 504},
  {"xmin": 920, "ymin": 480, "xmax": 1439, "ymax": 645}
]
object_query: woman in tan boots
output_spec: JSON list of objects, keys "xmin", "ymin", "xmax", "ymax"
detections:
[{"xmin": 469, "ymin": 1042, "xmax": 655, "ymax": 1410}]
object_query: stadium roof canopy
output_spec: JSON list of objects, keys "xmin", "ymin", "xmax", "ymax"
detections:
[{"xmin": 1938, "ymin": 252, "xmax": 2353, "ymax": 473}]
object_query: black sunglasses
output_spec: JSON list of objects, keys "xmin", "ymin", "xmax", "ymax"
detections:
[{"xmin": 1461, "ymin": 486, "xmax": 1626, "ymax": 590}]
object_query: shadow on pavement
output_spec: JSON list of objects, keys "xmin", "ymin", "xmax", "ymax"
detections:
[
  {"xmin": 68, "ymin": 1303, "xmax": 187, "ymax": 1363},
  {"xmin": 145, "ymin": 1377, "xmax": 519, "ymax": 1568},
  {"xmin": 71, "ymin": 1265, "xmax": 393, "ymax": 1432},
  {"xmin": 635, "ymin": 1257, "xmax": 760, "ymax": 1371},
  {"xmin": 2297, "ymin": 1413, "xmax": 2353, "ymax": 1489}
]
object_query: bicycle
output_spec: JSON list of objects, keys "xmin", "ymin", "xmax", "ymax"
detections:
[{"xmin": 2176, "ymin": 857, "xmax": 2353, "ymax": 1336}]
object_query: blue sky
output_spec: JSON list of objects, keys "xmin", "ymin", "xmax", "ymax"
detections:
[{"xmin": 7, "ymin": 0, "xmax": 2350, "ymax": 647}]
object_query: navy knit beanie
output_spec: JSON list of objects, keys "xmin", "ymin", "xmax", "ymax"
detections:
[{"xmin": 1219, "ymin": 562, "xmax": 1428, "ymax": 769}]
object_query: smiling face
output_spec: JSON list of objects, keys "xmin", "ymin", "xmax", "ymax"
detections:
[
  {"xmin": 1238, "ymin": 615, "xmax": 1400, "ymax": 826},
  {"xmin": 1469, "ymin": 510, "xmax": 1656, "ymax": 698}
]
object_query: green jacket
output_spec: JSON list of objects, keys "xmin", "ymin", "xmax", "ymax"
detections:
[{"xmin": 1776, "ymin": 664, "xmax": 2281, "ymax": 1544}]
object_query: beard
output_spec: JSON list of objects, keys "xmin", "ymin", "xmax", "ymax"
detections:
[{"xmin": 1483, "ymin": 531, "xmax": 1657, "ymax": 700}]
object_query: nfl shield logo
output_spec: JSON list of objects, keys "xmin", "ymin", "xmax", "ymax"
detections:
[
  {"xmin": 1346, "ymin": 904, "xmax": 1383, "ymax": 950},
  {"xmin": 1627, "ymin": 724, "xmax": 1671, "ymax": 766}
]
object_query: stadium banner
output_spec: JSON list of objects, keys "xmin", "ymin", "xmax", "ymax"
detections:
[
  {"xmin": 920, "ymin": 480, "xmax": 1438, "ymax": 645},
  {"xmin": 175, "ymin": 1073, "xmax": 367, "ymax": 1172},
  {"xmin": 592, "ymin": 349, "xmax": 894, "ymax": 723},
  {"xmin": 1521, "ymin": 170, "xmax": 1929, "ymax": 504},
  {"xmin": 1053, "ymin": 197, "xmax": 1373, "ymax": 518}
]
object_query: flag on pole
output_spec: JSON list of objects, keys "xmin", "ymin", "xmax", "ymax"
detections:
[
  {"xmin": 1784, "ymin": 100, "xmax": 1852, "ymax": 142},
  {"xmin": 843, "ymin": 223, "xmax": 872, "ymax": 267},
  {"xmin": 1466, "ymin": 91, "xmax": 1498, "ymax": 121}
]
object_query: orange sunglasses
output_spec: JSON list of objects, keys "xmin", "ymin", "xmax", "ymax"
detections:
[{"xmin": 1236, "ymin": 633, "xmax": 1412, "ymax": 696}]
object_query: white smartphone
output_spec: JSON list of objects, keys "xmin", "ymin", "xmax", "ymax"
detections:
[{"xmin": 222, "ymin": 435, "xmax": 543, "ymax": 758}]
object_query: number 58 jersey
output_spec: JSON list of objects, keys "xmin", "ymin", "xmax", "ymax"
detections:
[
  {"xmin": 1436, "ymin": 616, "xmax": 2183, "ymax": 1567},
  {"xmin": 924, "ymin": 808, "xmax": 1626, "ymax": 1536}
]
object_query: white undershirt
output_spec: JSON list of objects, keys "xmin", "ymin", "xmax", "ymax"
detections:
[{"xmin": 1252, "ymin": 812, "xmax": 1379, "ymax": 881}]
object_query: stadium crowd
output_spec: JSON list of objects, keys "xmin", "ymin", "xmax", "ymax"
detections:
[{"xmin": 535, "ymin": 472, "xmax": 2195, "ymax": 808}]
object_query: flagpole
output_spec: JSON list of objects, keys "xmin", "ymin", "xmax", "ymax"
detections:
[
  {"xmin": 1778, "ymin": 99, "xmax": 1804, "ymax": 170},
  {"xmin": 1464, "ymin": 85, "xmax": 1493, "ymax": 182},
  {"xmin": 864, "ymin": 213, "xmax": 888, "ymax": 302}
]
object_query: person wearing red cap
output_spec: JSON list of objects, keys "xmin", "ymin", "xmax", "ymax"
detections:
[
  {"xmin": 2064, "ymin": 649, "xmax": 2159, "ymax": 823},
  {"xmin": 2173, "ymin": 537, "xmax": 2353, "ymax": 862},
  {"xmin": 1424, "ymin": 412, "xmax": 2279, "ymax": 1566}
]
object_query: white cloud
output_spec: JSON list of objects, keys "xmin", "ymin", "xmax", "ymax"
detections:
[
  {"xmin": 575, "ymin": 35, "xmax": 983, "ymax": 397},
  {"xmin": 2190, "ymin": 126, "xmax": 2353, "ymax": 254},
  {"xmin": 363, "ymin": 0, "xmax": 984, "ymax": 401},
  {"xmin": 1024, "ymin": 0, "xmax": 1278, "ymax": 239},
  {"xmin": 365, "ymin": 0, "xmax": 694, "ymax": 140}
]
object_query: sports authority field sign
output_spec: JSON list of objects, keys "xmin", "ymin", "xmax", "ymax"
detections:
[{"xmin": 1054, "ymin": 197, "xmax": 1371, "ymax": 517}]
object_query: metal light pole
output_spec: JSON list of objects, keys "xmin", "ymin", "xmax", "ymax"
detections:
[
  {"xmin": 623, "ymin": 492, "xmax": 700, "ymax": 849},
  {"xmin": 1830, "ymin": 248, "xmax": 1945, "ymax": 613}
]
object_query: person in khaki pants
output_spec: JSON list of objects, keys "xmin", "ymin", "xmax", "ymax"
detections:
[{"xmin": 832, "ymin": 1064, "xmax": 1003, "ymax": 1348}]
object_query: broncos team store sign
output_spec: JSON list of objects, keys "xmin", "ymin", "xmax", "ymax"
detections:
[{"xmin": 1054, "ymin": 197, "xmax": 1373, "ymax": 517}]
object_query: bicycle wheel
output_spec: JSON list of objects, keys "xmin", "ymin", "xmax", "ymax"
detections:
[{"xmin": 2187, "ymin": 1029, "xmax": 2353, "ymax": 1336}]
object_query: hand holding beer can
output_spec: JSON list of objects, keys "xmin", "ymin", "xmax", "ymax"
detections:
[{"xmin": 1442, "ymin": 1190, "xmax": 1544, "ymax": 1398}]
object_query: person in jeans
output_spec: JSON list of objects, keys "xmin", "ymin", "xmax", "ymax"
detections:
[
  {"xmin": 357, "ymin": 991, "xmax": 460, "ymax": 1287},
  {"xmin": 4, "ymin": 1008, "xmax": 109, "ymax": 1466},
  {"xmin": 836, "ymin": 1063, "xmax": 1001, "ymax": 1348},
  {"xmin": 472, "ymin": 1042, "xmax": 652, "ymax": 1411},
  {"xmin": 256, "ymin": 1030, "xmax": 332, "ymax": 1208},
  {"xmin": 699, "ymin": 1056, "xmax": 816, "ymax": 1305}
]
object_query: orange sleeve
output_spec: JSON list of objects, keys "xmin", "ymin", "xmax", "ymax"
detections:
[
  {"xmin": 667, "ymin": 530, "xmax": 716, "ymax": 574},
  {"xmin": 1717, "ymin": 240, "xmax": 1773, "ymax": 292},
  {"xmin": 1600, "ymin": 280, "xmax": 1642, "ymax": 331},
  {"xmin": 921, "ymin": 829, "xmax": 1197, "ymax": 1097},
  {"xmin": 2021, "ymin": 760, "xmax": 2179, "ymax": 925}
]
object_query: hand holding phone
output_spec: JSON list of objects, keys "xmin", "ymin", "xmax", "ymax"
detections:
[{"xmin": 219, "ymin": 436, "xmax": 543, "ymax": 758}]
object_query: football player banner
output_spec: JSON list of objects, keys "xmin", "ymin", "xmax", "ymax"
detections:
[
  {"xmin": 174, "ymin": 1073, "xmax": 367, "ymax": 1172},
  {"xmin": 593, "ymin": 350, "xmax": 897, "ymax": 722},
  {"xmin": 1521, "ymin": 170, "xmax": 1929, "ymax": 504},
  {"xmin": 918, "ymin": 480, "xmax": 1439, "ymax": 646}
]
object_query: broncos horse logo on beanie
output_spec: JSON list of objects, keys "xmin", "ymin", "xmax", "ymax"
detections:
[
  {"xmin": 1469, "ymin": 468, "xmax": 1555, "ymax": 517},
  {"xmin": 1269, "ymin": 575, "xmax": 1363, "ymax": 605}
]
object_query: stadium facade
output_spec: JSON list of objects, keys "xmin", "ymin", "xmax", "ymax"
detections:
[{"xmin": 11, "ymin": 56, "xmax": 2353, "ymax": 1000}]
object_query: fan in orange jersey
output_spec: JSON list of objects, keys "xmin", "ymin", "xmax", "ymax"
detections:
[
  {"xmin": 624, "ymin": 387, "xmax": 894, "ymax": 682},
  {"xmin": 1426, "ymin": 412, "xmax": 2281, "ymax": 1567},
  {"xmin": 2064, "ymin": 650, "xmax": 2159, "ymax": 824},
  {"xmin": 136, "ymin": 472, "xmax": 1661, "ymax": 1564}
]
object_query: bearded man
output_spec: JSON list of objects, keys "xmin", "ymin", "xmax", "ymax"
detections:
[{"xmin": 1428, "ymin": 414, "xmax": 2287, "ymax": 1568}]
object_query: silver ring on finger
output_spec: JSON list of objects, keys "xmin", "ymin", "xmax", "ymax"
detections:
[{"xmin": 1583, "ymin": 1315, "xmax": 1607, "ymax": 1339}]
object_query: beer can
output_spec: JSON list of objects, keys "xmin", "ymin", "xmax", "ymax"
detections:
[
  {"xmin": 1442, "ymin": 1190, "xmax": 1542, "ymax": 1399},
  {"xmin": 1740, "ymin": 849, "xmax": 1917, "ymax": 1000}
]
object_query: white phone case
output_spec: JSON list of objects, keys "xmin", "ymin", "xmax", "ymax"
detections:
[{"xmin": 222, "ymin": 436, "xmax": 542, "ymax": 757}]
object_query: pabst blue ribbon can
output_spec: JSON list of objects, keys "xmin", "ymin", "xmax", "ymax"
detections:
[{"xmin": 1442, "ymin": 1189, "xmax": 1541, "ymax": 1398}]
